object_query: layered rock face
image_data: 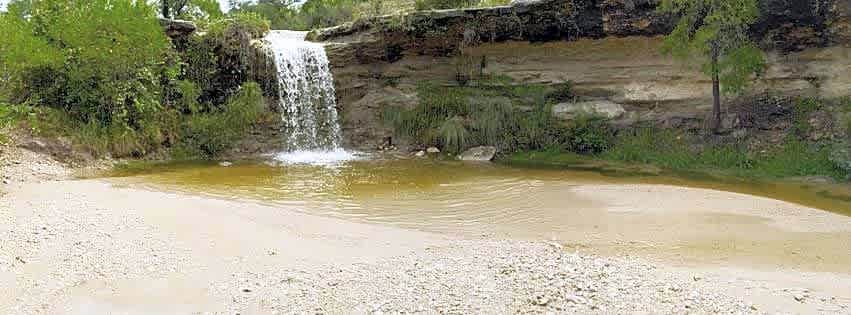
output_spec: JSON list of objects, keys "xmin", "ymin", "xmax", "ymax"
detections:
[{"xmin": 312, "ymin": 0, "xmax": 850, "ymax": 149}]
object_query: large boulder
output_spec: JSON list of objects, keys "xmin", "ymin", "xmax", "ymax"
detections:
[
  {"xmin": 552, "ymin": 100, "xmax": 626, "ymax": 120},
  {"xmin": 459, "ymin": 146, "xmax": 497, "ymax": 161},
  {"xmin": 159, "ymin": 18, "xmax": 196, "ymax": 38}
]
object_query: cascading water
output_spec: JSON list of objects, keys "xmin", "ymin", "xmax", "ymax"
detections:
[{"xmin": 264, "ymin": 30, "xmax": 354, "ymax": 164}]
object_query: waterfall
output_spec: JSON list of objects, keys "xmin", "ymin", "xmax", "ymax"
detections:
[{"xmin": 264, "ymin": 30, "xmax": 353, "ymax": 164}]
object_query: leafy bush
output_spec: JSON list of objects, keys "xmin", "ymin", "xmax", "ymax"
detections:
[
  {"xmin": 155, "ymin": 0, "xmax": 223, "ymax": 21},
  {"xmin": 791, "ymin": 97, "xmax": 822, "ymax": 138},
  {"xmin": 207, "ymin": 12, "xmax": 271, "ymax": 39},
  {"xmin": 0, "ymin": 0, "xmax": 175, "ymax": 155},
  {"xmin": 232, "ymin": 0, "xmax": 360, "ymax": 31},
  {"xmin": 546, "ymin": 81, "xmax": 574, "ymax": 103},
  {"xmin": 565, "ymin": 115, "xmax": 612, "ymax": 154},
  {"xmin": 175, "ymin": 82, "xmax": 264, "ymax": 158}
]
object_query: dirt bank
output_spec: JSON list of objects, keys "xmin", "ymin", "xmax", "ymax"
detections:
[{"xmin": 1, "ymin": 149, "xmax": 849, "ymax": 313}]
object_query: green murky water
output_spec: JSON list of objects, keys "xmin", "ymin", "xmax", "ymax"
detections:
[{"xmin": 107, "ymin": 156, "xmax": 851, "ymax": 272}]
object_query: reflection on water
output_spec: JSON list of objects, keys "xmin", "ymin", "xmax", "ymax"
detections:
[{"xmin": 109, "ymin": 157, "xmax": 851, "ymax": 272}]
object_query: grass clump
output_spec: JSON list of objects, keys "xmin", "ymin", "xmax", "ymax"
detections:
[
  {"xmin": 384, "ymin": 77, "xmax": 575, "ymax": 154},
  {"xmin": 600, "ymin": 127, "xmax": 844, "ymax": 180}
]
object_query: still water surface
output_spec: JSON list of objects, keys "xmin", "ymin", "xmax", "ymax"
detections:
[{"xmin": 109, "ymin": 157, "xmax": 851, "ymax": 273}]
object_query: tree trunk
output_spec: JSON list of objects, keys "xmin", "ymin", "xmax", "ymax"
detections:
[
  {"xmin": 711, "ymin": 45, "xmax": 722, "ymax": 134},
  {"xmin": 162, "ymin": 0, "xmax": 170, "ymax": 19}
]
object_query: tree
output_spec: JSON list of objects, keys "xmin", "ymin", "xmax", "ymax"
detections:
[
  {"xmin": 160, "ymin": 0, "xmax": 223, "ymax": 20},
  {"xmin": 659, "ymin": 0, "xmax": 766, "ymax": 133}
]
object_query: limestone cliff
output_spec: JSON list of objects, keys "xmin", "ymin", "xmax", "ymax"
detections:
[{"xmin": 310, "ymin": 0, "xmax": 850, "ymax": 149}]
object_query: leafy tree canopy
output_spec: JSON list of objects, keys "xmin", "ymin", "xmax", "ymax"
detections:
[
  {"xmin": 659, "ymin": 0, "xmax": 765, "ymax": 94},
  {"xmin": 156, "ymin": 0, "xmax": 224, "ymax": 20}
]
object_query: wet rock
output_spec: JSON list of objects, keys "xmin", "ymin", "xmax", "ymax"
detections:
[
  {"xmin": 415, "ymin": 150, "xmax": 426, "ymax": 157},
  {"xmin": 459, "ymin": 146, "xmax": 496, "ymax": 161},
  {"xmin": 426, "ymin": 147, "xmax": 440, "ymax": 154},
  {"xmin": 552, "ymin": 100, "xmax": 626, "ymax": 120}
]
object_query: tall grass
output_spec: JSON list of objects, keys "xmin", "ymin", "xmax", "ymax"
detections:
[
  {"xmin": 602, "ymin": 127, "xmax": 844, "ymax": 180},
  {"xmin": 383, "ymin": 77, "xmax": 572, "ymax": 154}
]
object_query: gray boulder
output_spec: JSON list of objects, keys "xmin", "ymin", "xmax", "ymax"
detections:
[
  {"xmin": 459, "ymin": 146, "xmax": 497, "ymax": 161},
  {"xmin": 552, "ymin": 100, "xmax": 626, "ymax": 120}
]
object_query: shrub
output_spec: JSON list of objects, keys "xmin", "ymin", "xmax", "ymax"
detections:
[
  {"xmin": 175, "ymin": 82, "xmax": 264, "ymax": 158},
  {"xmin": 386, "ymin": 79, "xmax": 570, "ymax": 153},
  {"xmin": 545, "ymin": 81, "xmax": 575, "ymax": 103},
  {"xmin": 232, "ymin": 0, "xmax": 360, "ymax": 31},
  {"xmin": 207, "ymin": 12, "xmax": 271, "ymax": 39},
  {"xmin": 0, "ymin": 0, "xmax": 174, "ymax": 155},
  {"xmin": 791, "ymin": 97, "xmax": 822, "ymax": 138},
  {"xmin": 565, "ymin": 115, "xmax": 612, "ymax": 154}
]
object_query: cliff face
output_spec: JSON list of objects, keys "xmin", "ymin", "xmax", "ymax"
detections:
[{"xmin": 312, "ymin": 0, "xmax": 850, "ymax": 149}]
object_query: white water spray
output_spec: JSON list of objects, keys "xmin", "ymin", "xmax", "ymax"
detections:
[{"xmin": 264, "ymin": 30, "xmax": 354, "ymax": 164}]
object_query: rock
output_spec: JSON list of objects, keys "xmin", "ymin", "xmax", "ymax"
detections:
[
  {"xmin": 426, "ymin": 147, "xmax": 440, "ymax": 154},
  {"xmin": 159, "ymin": 18, "xmax": 197, "ymax": 38},
  {"xmin": 458, "ymin": 146, "xmax": 496, "ymax": 161},
  {"xmin": 2, "ymin": 179, "xmax": 8, "ymax": 185},
  {"xmin": 794, "ymin": 294, "xmax": 807, "ymax": 302},
  {"xmin": 20, "ymin": 140, "xmax": 47, "ymax": 152},
  {"xmin": 219, "ymin": 161, "xmax": 233, "ymax": 167},
  {"xmin": 565, "ymin": 294, "xmax": 587, "ymax": 304},
  {"xmin": 414, "ymin": 150, "xmax": 426, "ymax": 157},
  {"xmin": 552, "ymin": 100, "xmax": 626, "ymax": 120},
  {"xmin": 531, "ymin": 293, "xmax": 550, "ymax": 306}
]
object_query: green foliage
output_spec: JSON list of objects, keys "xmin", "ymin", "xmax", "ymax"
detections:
[
  {"xmin": 601, "ymin": 127, "xmax": 844, "ymax": 180},
  {"xmin": 438, "ymin": 117, "xmax": 468, "ymax": 154},
  {"xmin": 0, "ymin": 1, "xmax": 272, "ymax": 159},
  {"xmin": 476, "ymin": 0, "xmax": 511, "ymax": 7},
  {"xmin": 175, "ymin": 82, "xmax": 264, "ymax": 158},
  {"xmin": 156, "ymin": 0, "xmax": 224, "ymax": 21},
  {"xmin": 565, "ymin": 115, "xmax": 612, "ymax": 154},
  {"xmin": 0, "ymin": 103, "xmax": 32, "ymax": 144},
  {"xmin": 232, "ymin": 0, "xmax": 360, "ymax": 31},
  {"xmin": 545, "ymin": 81, "xmax": 574, "ymax": 103},
  {"xmin": 207, "ymin": 12, "xmax": 271, "ymax": 39},
  {"xmin": 175, "ymin": 80, "xmax": 202, "ymax": 114},
  {"xmin": 755, "ymin": 140, "xmax": 841, "ymax": 179},
  {"xmin": 384, "ymin": 78, "xmax": 573, "ymax": 154},
  {"xmin": 0, "ymin": 0, "xmax": 173, "ymax": 155},
  {"xmin": 791, "ymin": 97, "xmax": 822, "ymax": 137},
  {"xmin": 414, "ymin": 0, "xmax": 476, "ymax": 10},
  {"xmin": 659, "ymin": 0, "xmax": 765, "ymax": 94}
]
